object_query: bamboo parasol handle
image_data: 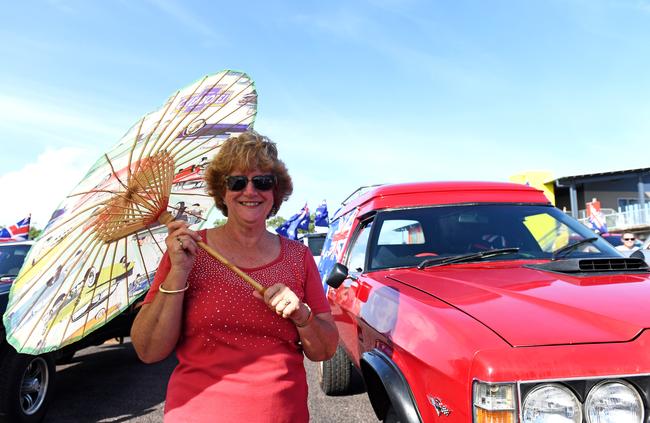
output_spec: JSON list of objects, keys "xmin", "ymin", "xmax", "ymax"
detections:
[
  {"xmin": 196, "ymin": 240, "xmax": 266, "ymax": 294},
  {"xmin": 158, "ymin": 211, "xmax": 266, "ymax": 294}
]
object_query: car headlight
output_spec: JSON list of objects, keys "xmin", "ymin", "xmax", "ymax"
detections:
[
  {"xmin": 585, "ymin": 380, "xmax": 644, "ymax": 423},
  {"xmin": 473, "ymin": 382, "xmax": 516, "ymax": 423},
  {"xmin": 522, "ymin": 383, "xmax": 582, "ymax": 423}
]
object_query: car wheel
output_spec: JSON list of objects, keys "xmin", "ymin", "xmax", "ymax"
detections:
[
  {"xmin": 319, "ymin": 345, "xmax": 356, "ymax": 396},
  {"xmin": 0, "ymin": 347, "xmax": 55, "ymax": 423}
]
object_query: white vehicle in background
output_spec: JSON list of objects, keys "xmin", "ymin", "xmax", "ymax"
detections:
[{"xmin": 299, "ymin": 233, "xmax": 327, "ymax": 265}]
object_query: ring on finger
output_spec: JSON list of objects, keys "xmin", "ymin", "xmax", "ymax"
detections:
[
  {"xmin": 176, "ymin": 236, "xmax": 184, "ymax": 249},
  {"xmin": 283, "ymin": 299, "xmax": 291, "ymax": 306}
]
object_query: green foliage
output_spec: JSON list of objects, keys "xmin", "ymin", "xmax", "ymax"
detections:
[
  {"xmin": 198, "ymin": 213, "xmax": 322, "ymax": 237},
  {"xmin": 29, "ymin": 227, "xmax": 42, "ymax": 240},
  {"xmin": 213, "ymin": 218, "xmax": 227, "ymax": 227},
  {"xmin": 267, "ymin": 213, "xmax": 317, "ymax": 236},
  {"xmin": 212, "ymin": 216, "xmax": 288, "ymax": 230},
  {"xmin": 266, "ymin": 215, "xmax": 286, "ymax": 229}
]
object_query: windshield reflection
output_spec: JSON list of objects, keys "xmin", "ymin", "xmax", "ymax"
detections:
[
  {"xmin": 367, "ymin": 204, "xmax": 621, "ymax": 271},
  {"xmin": 0, "ymin": 244, "xmax": 31, "ymax": 277}
]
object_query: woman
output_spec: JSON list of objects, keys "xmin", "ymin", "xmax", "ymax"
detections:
[{"xmin": 131, "ymin": 132, "xmax": 338, "ymax": 422}]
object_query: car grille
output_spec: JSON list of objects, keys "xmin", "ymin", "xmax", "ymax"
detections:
[{"xmin": 579, "ymin": 258, "xmax": 648, "ymax": 272}]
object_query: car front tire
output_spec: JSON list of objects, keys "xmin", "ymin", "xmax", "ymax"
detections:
[
  {"xmin": 319, "ymin": 345, "xmax": 359, "ymax": 396},
  {"xmin": 0, "ymin": 347, "xmax": 55, "ymax": 423}
]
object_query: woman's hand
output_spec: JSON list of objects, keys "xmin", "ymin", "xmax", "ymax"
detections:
[
  {"xmin": 253, "ymin": 283, "xmax": 307, "ymax": 322},
  {"xmin": 165, "ymin": 220, "xmax": 201, "ymax": 275},
  {"xmin": 254, "ymin": 282, "xmax": 338, "ymax": 361}
]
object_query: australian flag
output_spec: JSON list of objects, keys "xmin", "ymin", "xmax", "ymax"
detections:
[
  {"xmin": 587, "ymin": 203, "xmax": 607, "ymax": 234},
  {"xmin": 276, "ymin": 204, "xmax": 310, "ymax": 240},
  {"xmin": 0, "ymin": 216, "xmax": 30, "ymax": 242},
  {"xmin": 314, "ymin": 200, "xmax": 329, "ymax": 228}
]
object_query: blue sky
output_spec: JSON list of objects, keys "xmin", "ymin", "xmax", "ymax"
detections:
[{"xmin": 2, "ymin": 0, "xmax": 650, "ymax": 228}]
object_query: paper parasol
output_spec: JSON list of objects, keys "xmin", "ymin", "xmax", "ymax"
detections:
[{"xmin": 4, "ymin": 70, "xmax": 262, "ymax": 354}]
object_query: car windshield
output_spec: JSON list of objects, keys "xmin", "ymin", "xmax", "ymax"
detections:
[
  {"xmin": 367, "ymin": 204, "xmax": 621, "ymax": 271},
  {"xmin": 0, "ymin": 244, "xmax": 31, "ymax": 277}
]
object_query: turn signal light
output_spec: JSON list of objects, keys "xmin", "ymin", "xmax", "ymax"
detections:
[
  {"xmin": 474, "ymin": 408, "xmax": 515, "ymax": 423},
  {"xmin": 473, "ymin": 381, "xmax": 516, "ymax": 423}
]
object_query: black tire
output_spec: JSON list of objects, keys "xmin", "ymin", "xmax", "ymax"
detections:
[
  {"xmin": 0, "ymin": 347, "xmax": 55, "ymax": 423},
  {"xmin": 319, "ymin": 345, "xmax": 356, "ymax": 396}
]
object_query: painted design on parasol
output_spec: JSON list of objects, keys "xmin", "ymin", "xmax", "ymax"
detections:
[{"xmin": 3, "ymin": 70, "xmax": 262, "ymax": 354}]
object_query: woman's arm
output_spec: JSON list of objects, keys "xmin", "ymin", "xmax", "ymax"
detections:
[
  {"xmin": 130, "ymin": 221, "xmax": 201, "ymax": 363},
  {"xmin": 292, "ymin": 305, "xmax": 338, "ymax": 361},
  {"xmin": 130, "ymin": 268, "xmax": 189, "ymax": 363}
]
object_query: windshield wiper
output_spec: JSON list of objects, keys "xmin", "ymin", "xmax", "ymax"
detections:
[
  {"xmin": 551, "ymin": 237, "xmax": 598, "ymax": 261},
  {"xmin": 417, "ymin": 247, "xmax": 520, "ymax": 269}
]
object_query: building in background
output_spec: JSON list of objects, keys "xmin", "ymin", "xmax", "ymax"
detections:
[{"xmin": 511, "ymin": 168, "xmax": 650, "ymax": 239}]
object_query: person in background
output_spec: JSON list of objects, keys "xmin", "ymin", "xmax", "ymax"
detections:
[
  {"xmin": 131, "ymin": 132, "xmax": 338, "ymax": 423},
  {"xmin": 616, "ymin": 232, "xmax": 639, "ymax": 256}
]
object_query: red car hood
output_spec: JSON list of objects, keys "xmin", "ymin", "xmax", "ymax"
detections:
[{"xmin": 388, "ymin": 262, "xmax": 650, "ymax": 347}]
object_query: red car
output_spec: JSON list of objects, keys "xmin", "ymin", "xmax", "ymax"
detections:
[{"xmin": 317, "ymin": 181, "xmax": 650, "ymax": 423}]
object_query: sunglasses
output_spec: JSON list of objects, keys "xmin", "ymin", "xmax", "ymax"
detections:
[
  {"xmin": 225, "ymin": 175, "xmax": 276, "ymax": 192},
  {"xmin": 623, "ymin": 237, "xmax": 635, "ymax": 241}
]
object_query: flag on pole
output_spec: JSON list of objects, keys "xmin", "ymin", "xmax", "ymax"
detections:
[
  {"xmin": 314, "ymin": 200, "xmax": 329, "ymax": 228},
  {"xmin": 275, "ymin": 216, "xmax": 294, "ymax": 238},
  {"xmin": 287, "ymin": 204, "xmax": 310, "ymax": 240},
  {"xmin": 276, "ymin": 204, "xmax": 310, "ymax": 240},
  {"xmin": 0, "ymin": 216, "xmax": 31, "ymax": 242},
  {"xmin": 586, "ymin": 199, "xmax": 607, "ymax": 234}
]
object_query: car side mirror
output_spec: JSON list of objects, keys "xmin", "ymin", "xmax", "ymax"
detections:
[{"xmin": 325, "ymin": 263, "xmax": 349, "ymax": 289}]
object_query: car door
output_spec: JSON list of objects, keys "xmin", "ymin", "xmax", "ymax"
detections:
[{"xmin": 332, "ymin": 218, "xmax": 373, "ymax": 365}]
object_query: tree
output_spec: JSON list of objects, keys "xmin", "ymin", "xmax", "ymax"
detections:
[
  {"xmin": 213, "ymin": 218, "xmax": 227, "ymax": 227},
  {"xmin": 29, "ymin": 227, "xmax": 42, "ymax": 240},
  {"xmin": 266, "ymin": 216, "xmax": 286, "ymax": 229},
  {"xmin": 210, "ymin": 216, "xmax": 289, "ymax": 231}
]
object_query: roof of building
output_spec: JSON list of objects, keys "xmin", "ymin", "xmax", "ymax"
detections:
[{"xmin": 555, "ymin": 167, "xmax": 650, "ymax": 186}]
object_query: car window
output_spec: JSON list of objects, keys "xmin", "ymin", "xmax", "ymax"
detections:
[
  {"xmin": 317, "ymin": 208, "xmax": 360, "ymax": 282},
  {"xmin": 367, "ymin": 204, "xmax": 621, "ymax": 271},
  {"xmin": 377, "ymin": 220, "xmax": 425, "ymax": 245},
  {"xmin": 0, "ymin": 244, "xmax": 31, "ymax": 276},
  {"xmin": 346, "ymin": 221, "xmax": 373, "ymax": 273},
  {"xmin": 522, "ymin": 213, "xmax": 577, "ymax": 252},
  {"xmin": 602, "ymin": 234, "xmax": 623, "ymax": 247}
]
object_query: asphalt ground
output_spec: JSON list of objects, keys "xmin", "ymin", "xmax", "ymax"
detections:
[{"xmin": 44, "ymin": 340, "xmax": 378, "ymax": 422}]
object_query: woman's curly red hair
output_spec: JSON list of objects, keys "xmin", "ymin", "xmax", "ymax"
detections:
[{"xmin": 205, "ymin": 132, "xmax": 293, "ymax": 217}]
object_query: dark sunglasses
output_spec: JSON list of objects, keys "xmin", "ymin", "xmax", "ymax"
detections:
[
  {"xmin": 623, "ymin": 237, "xmax": 635, "ymax": 241},
  {"xmin": 225, "ymin": 175, "xmax": 276, "ymax": 192}
]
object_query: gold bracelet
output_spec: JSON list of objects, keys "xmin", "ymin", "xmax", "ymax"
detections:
[
  {"xmin": 295, "ymin": 303, "xmax": 314, "ymax": 328},
  {"xmin": 159, "ymin": 282, "xmax": 189, "ymax": 294}
]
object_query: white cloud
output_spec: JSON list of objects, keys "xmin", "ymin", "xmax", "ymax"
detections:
[
  {"xmin": 0, "ymin": 94, "xmax": 121, "ymax": 138},
  {"xmin": 0, "ymin": 148, "xmax": 96, "ymax": 229}
]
